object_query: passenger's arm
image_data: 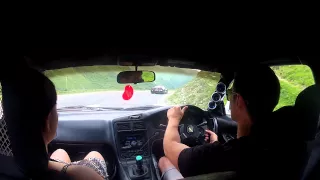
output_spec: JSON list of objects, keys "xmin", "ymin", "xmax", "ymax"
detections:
[{"xmin": 163, "ymin": 106, "xmax": 189, "ymax": 169}]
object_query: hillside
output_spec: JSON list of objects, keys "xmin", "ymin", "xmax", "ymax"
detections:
[{"xmin": 167, "ymin": 71, "xmax": 220, "ymax": 109}]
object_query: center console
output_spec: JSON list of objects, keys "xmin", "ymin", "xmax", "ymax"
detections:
[
  {"xmin": 114, "ymin": 121, "xmax": 154, "ymax": 179},
  {"xmin": 118, "ymin": 131, "xmax": 149, "ymax": 159}
]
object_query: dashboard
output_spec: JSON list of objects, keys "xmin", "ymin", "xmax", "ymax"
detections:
[{"xmin": 49, "ymin": 105, "xmax": 236, "ymax": 180}]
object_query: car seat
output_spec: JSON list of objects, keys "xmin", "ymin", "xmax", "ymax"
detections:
[
  {"xmin": 301, "ymin": 124, "xmax": 320, "ymax": 180},
  {"xmin": 270, "ymin": 85, "xmax": 320, "ymax": 141},
  {"xmin": 0, "ymin": 67, "xmax": 71, "ymax": 180},
  {"xmin": 251, "ymin": 85, "xmax": 320, "ymax": 179},
  {"xmin": 296, "ymin": 85, "xmax": 320, "ymax": 180},
  {"xmin": 294, "ymin": 85, "xmax": 320, "ymax": 141}
]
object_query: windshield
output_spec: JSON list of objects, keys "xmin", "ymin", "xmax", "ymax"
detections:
[{"xmin": 45, "ymin": 65, "xmax": 221, "ymax": 110}]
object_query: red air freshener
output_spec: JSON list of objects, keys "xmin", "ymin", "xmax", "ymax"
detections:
[{"xmin": 122, "ymin": 85, "xmax": 134, "ymax": 100}]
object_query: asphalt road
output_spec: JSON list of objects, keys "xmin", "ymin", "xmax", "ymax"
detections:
[{"xmin": 57, "ymin": 91, "xmax": 171, "ymax": 108}]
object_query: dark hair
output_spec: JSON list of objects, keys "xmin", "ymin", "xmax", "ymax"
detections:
[
  {"xmin": 27, "ymin": 69, "xmax": 57, "ymax": 129},
  {"xmin": 233, "ymin": 65, "xmax": 280, "ymax": 122}
]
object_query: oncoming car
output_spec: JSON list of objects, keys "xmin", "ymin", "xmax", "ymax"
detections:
[{"xmin": 151, "ymin": 85, "xmax": 168, "ymax": 94}]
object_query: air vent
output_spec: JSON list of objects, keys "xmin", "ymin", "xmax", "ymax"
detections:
[
  {"xmin": 133, "ymin": 122, "xmax": 146, "ymax": 130},
  {"xmin": 117, "ymin": 123, "xmax": 131, "ymax": 131},
  {"xmin": 128, "ymin": 114, "xmax": 142, "ymax": 120}
]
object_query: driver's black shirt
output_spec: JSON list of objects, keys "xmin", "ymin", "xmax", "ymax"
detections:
[
  {"xmin": 178, "ymin": 136, "xmax": 262, "ymax": 177},
  {"xmin": 178, "ymin": 136, "xmax": 307, "ymax": 178}
]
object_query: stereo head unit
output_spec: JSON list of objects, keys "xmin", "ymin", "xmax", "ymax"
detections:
[
  {"xmin": 118, "ymin": 131, "xmax": 149, "ymax": 159},
  {"xmin": 114, "ymin": 121, "xmax": 149, "ymax": 159},
  {"xmin": 119, "ymin": 133, "xmax": 145, "ymax": 150}
]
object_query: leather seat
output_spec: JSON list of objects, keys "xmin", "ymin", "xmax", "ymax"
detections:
[
  {"xmin": 271, "ymin": 106, "xmax": 296, "ymax": 138},
  {"xmin": 271, "ymin": 85, "xmax": 320, "ymax": 141},
  {"xmin": 296, "ymin": 85, "xmax": 320, "ymax": 180},
  {"xmin": 261, "ymin": 85, "xmax": 320, "ymax": 179},
  {"xmin": 301, "ymin": 132, "xmax": 320, "ymax": 180},
  {"xmin": 294, "ymin": 85, "xmax": 320, "ymax": 141}
]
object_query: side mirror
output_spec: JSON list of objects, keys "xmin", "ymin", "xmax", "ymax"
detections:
[{"xmin": 117, "ymin": 71, "xmax": 155, "ymax": 84}]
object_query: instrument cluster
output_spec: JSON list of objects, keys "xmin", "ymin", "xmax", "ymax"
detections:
[{"xmin": 208, "ymin": 82, "xmax": 226, "ymax": 110}]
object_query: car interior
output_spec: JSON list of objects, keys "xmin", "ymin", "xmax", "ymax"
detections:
[{"xmin": 0, "ymin": 49, "xmax": 319, "ymax": 180}]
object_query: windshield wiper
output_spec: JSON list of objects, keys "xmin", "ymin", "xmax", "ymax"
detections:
[
  {"xmin": 57, "ymin": 105, "xmax": 162, "ymax": 112},
  {"xmin": 122, "ymin": 105, "xmax": 162, "ymax": 111},
  {"xmin": 57, "ymin": 105, "xmax": 124, "ymax": 112}
]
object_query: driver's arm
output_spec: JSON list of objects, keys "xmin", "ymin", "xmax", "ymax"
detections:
[
  {"xmin": 164, "ymin": 107, "xmax": 236, "ymax": 177},
  {"xmin": 163, "ymin": 106, "xmax": 189, "ymax": 169}
]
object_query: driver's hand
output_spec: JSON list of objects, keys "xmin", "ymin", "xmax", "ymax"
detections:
[
  {"xmin": 167, "ymin": 106, "xmax": 188, "ymax": 127},
  {"xmin": 205, "ymin": 130, "xmax": 218, "ymax": 143}
]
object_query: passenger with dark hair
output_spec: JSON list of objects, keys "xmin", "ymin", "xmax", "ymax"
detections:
[
  {"xmin": 159, "ymin": 65, "xmax": 281, "ymax": 179},
  {"xmin": 28, "ymin": 69, "xmax": 109, "ymax": 180}
]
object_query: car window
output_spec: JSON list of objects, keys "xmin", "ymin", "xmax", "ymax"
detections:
[
  {"xmin": 224, "ymin": 64, "xmax": 315, "ymax": 116},
  {"xmin": 45, "ymin": 65, "xmax": 220, "ymax": 110},
  {"xmin": 271, "ymin": 65, "xmax": 315, "ymax": 110}
]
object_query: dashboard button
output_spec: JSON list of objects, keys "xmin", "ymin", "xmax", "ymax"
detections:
[
  {"xmin": 137, "ymin": 141, "xmax": 143, "ymax": 146},
  {"xmin": 125, "ymin": 141, "xmax": 130, "ymax": 145},
  {"xmin": 131, "ymin": 141, "xmax": 137, "ymax": 146}
]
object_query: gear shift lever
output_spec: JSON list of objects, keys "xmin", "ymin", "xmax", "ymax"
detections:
[
  {"xmin": 135, "ymin": 155, "xmax": 144, "ymax": 175},
  {"xmin": 128, "ymin": 155, "xmax": 148, "ymax": 179}
]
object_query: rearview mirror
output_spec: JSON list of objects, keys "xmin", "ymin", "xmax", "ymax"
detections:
[{"xmin": 117, "ymin": 71, "xmax": 155, "ymax": 84}]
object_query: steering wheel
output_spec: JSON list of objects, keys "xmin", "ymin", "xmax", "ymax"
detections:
[{"xmin": 178, "ymin": 105, "xmax": 208, "ymax": 146}]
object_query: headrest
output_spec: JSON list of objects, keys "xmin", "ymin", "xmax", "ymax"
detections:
[
  {"xmin": 294, "ymin": 85, "xmax": 320, "ymax": 141},
  {"xmin": 250, "ymin": 106, "xmax": 294, "ymax": 140},
  {"xmin": 273, "ymin": 106, "xmax": 295, "ymax": 117},
  {"xmin": 1, "ymin": 68, "xmax": 49, "ymax": 178},
  {"xmin": 271, "ymin": 106, "xmax": 296, "ymax": 137},
  {"xmin": 255, "ymin": 85, "xmax": 320, "ymax": 142},
  {"xmin": 295, "ymin": 85, "xmax": 320, "ymax": 112}
]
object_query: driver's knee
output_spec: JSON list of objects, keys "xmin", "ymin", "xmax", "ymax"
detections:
[{"xmin": 158, "ymin": 156, "xmax": 175, "ymax": 173}]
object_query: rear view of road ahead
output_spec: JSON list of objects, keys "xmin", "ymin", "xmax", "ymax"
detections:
[{"xmin": 57, "ymin": 91, "xmax": 171, "ymax": 108}]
